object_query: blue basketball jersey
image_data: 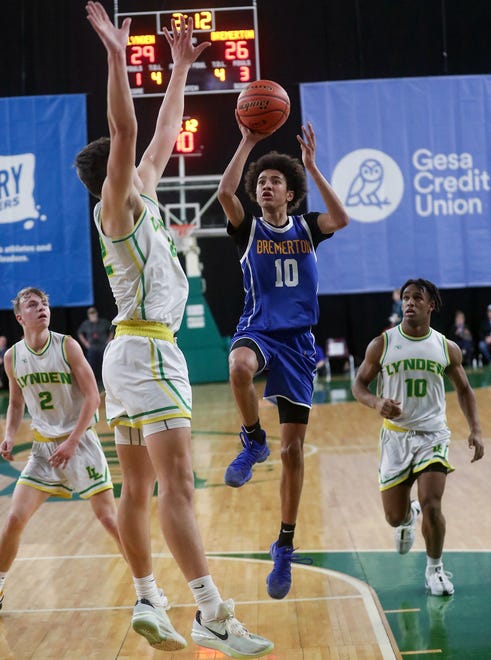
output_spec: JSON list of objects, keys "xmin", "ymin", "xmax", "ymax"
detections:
[{"xmin": 229, "ymin": 213, "xmax": 333, "ymax": 333}]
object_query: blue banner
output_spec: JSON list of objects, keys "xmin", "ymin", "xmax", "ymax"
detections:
[
  {"xmin": 300, "ymin": 75, "xmax": 491, "ymax": 293},
  {"xmin": 0, "ymin": 95, "xmax": 92, "ymax": 309}
]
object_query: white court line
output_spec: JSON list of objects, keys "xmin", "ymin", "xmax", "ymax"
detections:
[
  {"xmin": 9, "ymin": 553, "xmax": 397, "ymax": 660},
  {"xmin": 0, "ymin": 594, "xmax": 381, "ymax": 614},
  {"xmin": 13, "ymin": 547, "xmax": 488, "ymax": 561},
  {"xmin": 192, "ymin": 439, "xmax": 318, "ymax": 472}
]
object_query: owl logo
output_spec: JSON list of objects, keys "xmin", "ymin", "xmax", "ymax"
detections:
[
  {"xmin": 345, "ymin": 159, "xmax": 389, "ymax": 208},
  {"xmin": 332, "ymin": 149, "xmax": 404, "ymax": 223}
]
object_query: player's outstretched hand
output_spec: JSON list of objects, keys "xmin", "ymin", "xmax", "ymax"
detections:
[
  {"xmin": 86, "ymin": 1, "xmax": 131, "ymax": 54},
  {"xmin": 297, "ymin": 121, "xmax": 316, "ymax": 170},
  {"xmin": 235, "ymin": 110, "xmax": 273, "ymax": 143},
  {"xmin": 163, "ymin": 16, "xmax": 210, "ymax": 67}
]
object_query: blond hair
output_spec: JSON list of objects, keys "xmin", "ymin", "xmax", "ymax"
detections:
[{"xmin": 12, "ymin": 287, "xmax": 49, "ymax": 315}]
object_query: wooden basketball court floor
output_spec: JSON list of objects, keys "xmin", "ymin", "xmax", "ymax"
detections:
[{"xmin": 0, "ymin": 370, "xmax": 490, "ymax": 659}]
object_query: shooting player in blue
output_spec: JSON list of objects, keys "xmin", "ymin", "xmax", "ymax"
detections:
[{"xmin": 218, "ymin": 117, "xmax": 349, "ymax": 599}]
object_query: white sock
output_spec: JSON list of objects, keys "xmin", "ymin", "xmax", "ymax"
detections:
[
  {"xmin": 133, "ymin": 574, "xmax": 166, "ymax": 606},
  {"xmin": 403, "ymin": 504, "xmax": 415, "ymax": 525},
  {"xmin": 426, "ymin": 556, "xmax": 442, "ymax": 572},
  {"xmin": 0, "ymin": 573, "xmax": 6, "ymax": 593},
  {"xmin": 188, "ymin": 575, "xmax": 222, "ymax": 621}
]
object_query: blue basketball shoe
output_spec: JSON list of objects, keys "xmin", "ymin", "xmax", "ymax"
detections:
[
  {"xmin": 266, "ymin": 541, "xmax": 313, "ymax": 599},
  {"xmin": 224, "ymin": 428, "xmax": 270, "ymax": 487}
]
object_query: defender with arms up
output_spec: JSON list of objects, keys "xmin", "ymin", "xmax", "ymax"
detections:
[{"xmin": 75, "ymin": 3, "xmax": 273, "ymax": 655}]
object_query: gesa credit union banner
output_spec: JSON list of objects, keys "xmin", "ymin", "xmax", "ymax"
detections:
[
  {"xmin": 300, "ymin": 75, "xmax": 491, "ymax": 294},
  {"xmin": 0, "ymin": 94, "xmax": 92, "ymax": 308}
]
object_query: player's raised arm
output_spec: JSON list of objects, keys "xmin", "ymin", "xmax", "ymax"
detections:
[
  {"xmin": 137, "ymin": 17, "xmax": 210, "ymax": 197},
  {"xmin": 218, "ymin": 112, "xmax": 269, "ymax": 227},
  {"xmin": 297, "ymin": 122, "xmax": 349, "ymax": 234},
  {"xmin": 85, "ymin": 1, "xmax": 141, "ymax": 237}
]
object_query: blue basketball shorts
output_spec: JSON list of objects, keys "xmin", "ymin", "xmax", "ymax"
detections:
[{"xmin": 230, "ymin": 328, "xmax": 317, "ymax": 408}]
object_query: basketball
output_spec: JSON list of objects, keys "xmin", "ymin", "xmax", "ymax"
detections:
[{"xmin": 236, "ymin": 80, "xmax": 290, "ymax": 134}]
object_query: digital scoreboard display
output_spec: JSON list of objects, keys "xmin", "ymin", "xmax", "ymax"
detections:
[
  {"xmin": 174, "ymin": 115, "xmax": 202, "ymax": 156},
  {"xmin": 114, "ymin": 5, "xmax": 260, "ymax": 97}
]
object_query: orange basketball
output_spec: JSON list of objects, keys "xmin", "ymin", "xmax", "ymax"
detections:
[{"xmin": 236, "ymin": 80, "xmax": 290, "ymax": 134}]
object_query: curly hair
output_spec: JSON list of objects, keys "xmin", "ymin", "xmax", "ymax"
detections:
[
  {"xmin": 243, "ymin": 151, "xmax": 307, "ymax": 213},
  {"xmin": 74, "ymin": 137, "xmax": 111, "ymax": 199},
  {"xmin": 400, "ymin": 278, "xmax": 443, "ymax": 311}
]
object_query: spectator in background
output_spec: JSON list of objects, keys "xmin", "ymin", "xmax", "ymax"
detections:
[
  {"xmin": 389, "ymin": 288, "xmax": 403, "ymax": 326},
  {"xmin": 478, "ymin": 304, "xmax": 491, "ymax": 365},
  {"xmin": 77, "ymin": 307, "xmax": 113, "ymax": 384},
  {"xmin": 384, "ymin": 289, "xmax": 403, "ymax": 331},
  {"xmin": 450, "ymin": 310, "xmax": 474, "ymax": 367},
  {"xmin": 0, "ymin": 336, "xmax": 7, "ymax": 389},
  {"xmin": 314, "ymin": 343, "xmax": 329, "ymax": 384}
]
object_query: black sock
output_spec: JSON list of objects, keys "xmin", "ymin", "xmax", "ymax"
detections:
[
  {"xmin": 278, "ymin": 522, "xmax": 295, "ymax": 547},
  {"xmin": 244, "ymin": 421, "xmax": 265, "ymax": 444}
]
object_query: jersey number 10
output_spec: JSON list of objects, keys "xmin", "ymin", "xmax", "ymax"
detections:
[{"xmin": 274, "ymin": 258, "xmax": 299, "ymax": 287}]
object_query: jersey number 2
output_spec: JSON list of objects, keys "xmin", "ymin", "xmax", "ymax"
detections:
[{"xmin": 39, "ymin": 391, "xmax": 54, "ymax": 410}]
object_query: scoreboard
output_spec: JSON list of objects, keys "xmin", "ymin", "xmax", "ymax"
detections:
[
  {"xmin": 114, "ymin": 4, "xmax": 260, "ymax": 97},
  {"xmin": 174, "ymin": 115, "xmax": 202, "ymax": 156}
]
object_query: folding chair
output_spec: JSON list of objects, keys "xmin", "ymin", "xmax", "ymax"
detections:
[{"xmin": 325, "ymin": 338, "xmax": 355, "ymax": 382}]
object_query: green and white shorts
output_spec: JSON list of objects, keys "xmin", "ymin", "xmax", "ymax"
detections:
[
  {"xmin": 378, "ymin": 421, "xmax": 455, "ymax": 491},
  {"xmin": 102, "ymin": 330, "xmax": 192, "ymax": 435},
  {"xmin": 18, "ymin": 428, "xmax": 113, "ymax": 499}
]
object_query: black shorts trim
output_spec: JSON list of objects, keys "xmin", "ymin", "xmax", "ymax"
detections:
[
  {"xmin": 230, "ymin": 337, "xmax": 266, "ymax": 372},
  {"xmin": 406, "ymin": 461, "xmax": 449, "ymax": 487},
  {"xmin": 277, "ymin": 397, "xmax": 310, "ymax": 424}
]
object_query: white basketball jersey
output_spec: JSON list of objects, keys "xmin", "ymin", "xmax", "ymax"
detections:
[
  {"xmin": 93, "ymin": 194, "xmax": 188, "ymax": 333},
  {"xmin": 378, "ymin": 325, "xmax": 450, "ymax": 431},
  {"xmin": 13, "ymin": 332, "xmax": 96, "ymax": 437}
]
